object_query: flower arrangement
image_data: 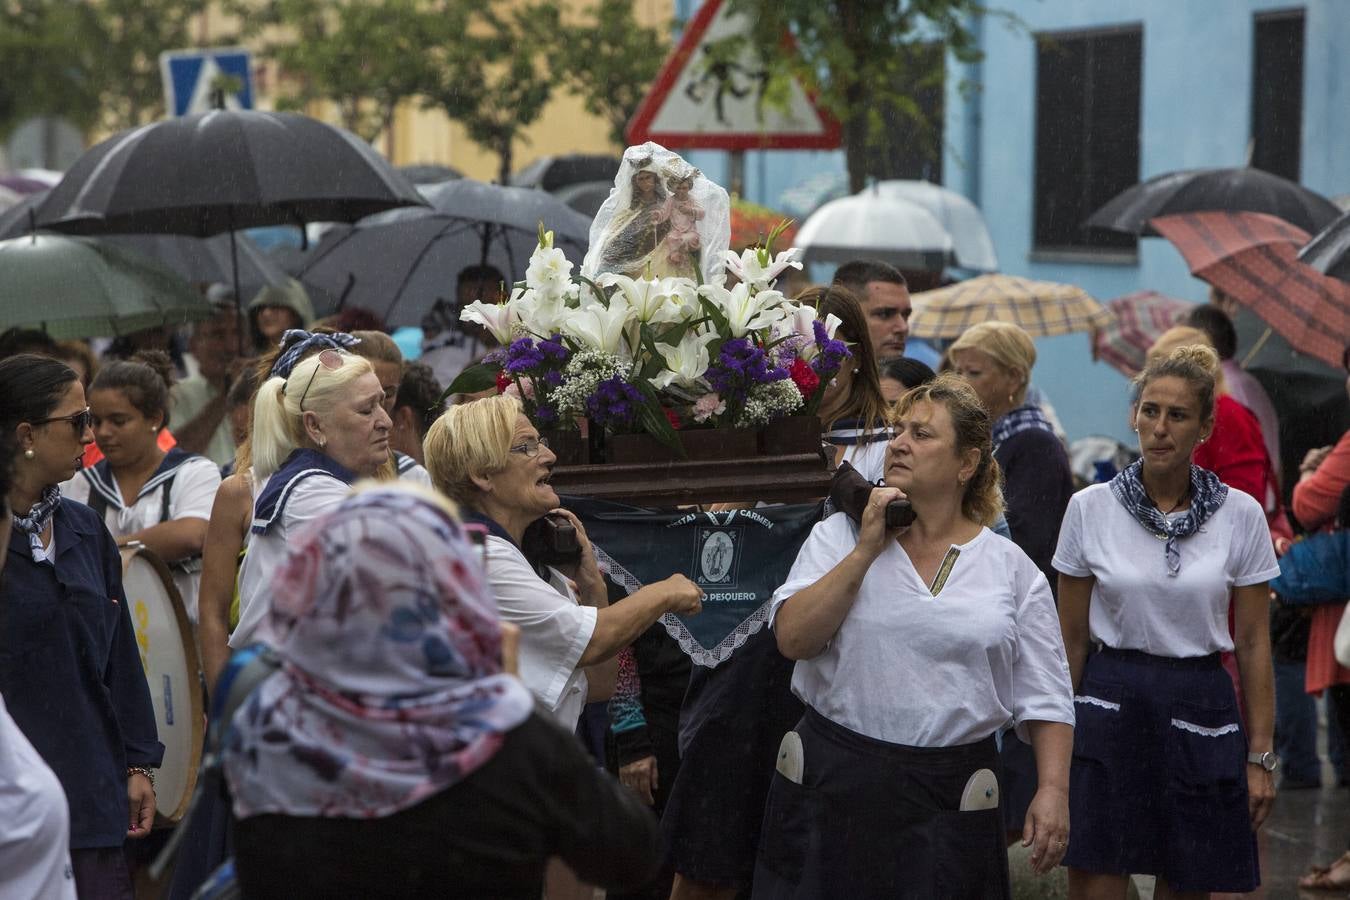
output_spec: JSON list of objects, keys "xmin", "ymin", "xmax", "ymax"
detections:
[{"xmin": 450, "ymin": 224, "xmax": 851, "ymax": 456}]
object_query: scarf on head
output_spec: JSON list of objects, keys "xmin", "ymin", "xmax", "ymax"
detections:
[
  {"xmin": 1109, "ymin": 460, "xmax": 1228, "ymax": 577},
  {"xmin": 991, "ymin": 403, "xmax": 1056, "ymax": 453},
  {"xmin": 223, "ymin": 488, "xmax": 534, "ymax": 820},
  {"xmin": 270, "ymin": 329, "xmax": 361, "ymax": 381},
  {"xmin": 12, "ymin": 485, "xmax": 62, "ymax": 562}
]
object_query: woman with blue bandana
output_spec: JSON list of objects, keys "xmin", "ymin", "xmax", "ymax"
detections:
[
  {"xmin": 1055, "ymin": 344, "xmax": 1279, "ymax": 897},
  {"xmin": 0, "ymin": 354, "xmax": 162, "ymax": 899}
]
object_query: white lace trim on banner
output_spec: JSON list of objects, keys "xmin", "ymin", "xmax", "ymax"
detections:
[
  {"xmin": 1170, "ymin": 718, "xmax": 1239, "ymax": 737},
  {"xmin": 1074, "ymin": 695, "xmax": 1121, "ymax": 712},
  {"xmin": 594, "ymin": 545, "xmax": 765, "ymax": 669}
]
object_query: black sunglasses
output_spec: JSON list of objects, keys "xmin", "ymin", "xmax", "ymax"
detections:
[{"xmin": 33, "ymin": 407, "xmax": 92, "ymax": 434}]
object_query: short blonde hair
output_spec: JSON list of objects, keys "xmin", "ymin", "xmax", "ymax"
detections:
[
  {"xmin": 251, "ymin": 352, "xmax": 376, "ymax": 479},
  {"xmin": 423, "ymin": 395, "xmax": 521, "ymax": 507},
  {"xmin": 948, "ymin": 321, "xmax": 1037, "ymax": 405},
  {"xmin": 1139, "ymin": 329, "xmax": 1222, "ymax": 421}
]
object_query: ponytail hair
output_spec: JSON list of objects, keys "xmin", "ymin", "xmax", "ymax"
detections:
[
  {"xmin": 892, "ymin": 373, "xmax": 1004, "ymax": 526},
  {"xmin": 250, "ymin": 351, "xmax": 375, "ymax": 479},
  {"xmin": 89, "ymin": 350, "xmax": 176, "ymax": 430}
]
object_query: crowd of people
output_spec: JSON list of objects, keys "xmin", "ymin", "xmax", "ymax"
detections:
[{"xmin": 0, "ymin": 254, "xmax": 1344, "ymax": 900}]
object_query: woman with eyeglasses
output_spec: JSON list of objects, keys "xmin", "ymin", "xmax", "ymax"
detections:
[
  {"xmin": 0, "ymin": 353, "xmax": 163, "ymax": 899},
  {"xmin": 58, "ymin": 351, "xmax": 221, "ymax": 623},
  {"xmin": 230, "ymin": 331, "xmax": 393, "ymax": 652},
  {"xmin": 424, "ymin": 395, "xmax": 704, "ymax": 732}
]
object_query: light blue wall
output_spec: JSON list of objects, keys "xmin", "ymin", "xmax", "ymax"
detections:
[{"xmin": 944, "ymin": 0, "xmax": 1350, "ymax": 443}]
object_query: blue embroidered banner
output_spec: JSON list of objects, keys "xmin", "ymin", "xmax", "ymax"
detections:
[{"xmin": 565, "ymin": 496, "xmax": 822, "ymax": 667}]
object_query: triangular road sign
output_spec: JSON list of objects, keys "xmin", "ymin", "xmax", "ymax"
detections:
[{"xmin": 627, "ymin": 0, "xmax": 842, "ymax": 150}]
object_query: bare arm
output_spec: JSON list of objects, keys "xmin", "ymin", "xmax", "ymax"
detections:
[
  {"xmin": 1233, "ymin": 581, "xmax": 1276, "ymax": 829},
  {"xmin": 774, "ymin": 486, "xmax": 902, "ymax": 660},
  {"xmin": 172, "ymin": 392, "xmax": 229, "ymax": 455},
  {"xmin": 578, "ymin": 578, "xmax": 701, "ymax": 667},
  {"xmin": 198, "ymin": 475, "xmax": 252, "ymax": 697},
  {"xmin": 1022, "ymin": 720, "xmax": 1073, "ymax": 874},
  {"xmin": 1056, "ymin": 573, "xmax": 1095, "ymax": 692},
  {"xmin": 119, "ymin": 518, "xmax": 208, "ymax": 563}
]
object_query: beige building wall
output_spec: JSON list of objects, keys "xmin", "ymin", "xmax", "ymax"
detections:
[{"xmin": 196, "ymin": 0, "xmax": 674, "ymax": 181}]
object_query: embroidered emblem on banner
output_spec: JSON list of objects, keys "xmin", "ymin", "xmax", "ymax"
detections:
[{"xmin": 695, "ymin": 527, "xmax": 741, "ymax": 587}]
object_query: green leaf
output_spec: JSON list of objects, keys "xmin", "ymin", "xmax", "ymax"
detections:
[
  {"xmin": 443, "ymin": 362, "xmax": 500, "ymax": 399},
  {"xmin": 633, "ymin": 381, "xmax": 685, "ymax": 457}
]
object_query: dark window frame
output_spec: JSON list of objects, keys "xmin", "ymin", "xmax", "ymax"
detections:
[
  {"xmin": 1250, "ymin": 7, "xmax": 1305, "ymax": 181},
  {"xmin": 1031, "ymin": 23, "xmax": 1143, "ymax": 259}
]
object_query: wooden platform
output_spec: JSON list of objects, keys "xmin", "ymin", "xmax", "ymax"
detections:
[{"xmin": 549, "ymin": 451, "xmax": 834, "ymax": 507}]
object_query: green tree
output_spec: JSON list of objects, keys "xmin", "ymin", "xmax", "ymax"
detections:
[
  {"xmin": 420, "ymin": 2, "xmax": 556, "ymax": 185},
  {"xmin": 235, "ymin": 0, "xmax": 442, "ymax": 155},
  {"xmin": 0, "ymin": 2, "xmax": 103, "ymax": 139},
  {"xmin": 86, "ymin": 0, "xmax": 211, "ymax": 131},
  {"xmin": 550, "ymin": 0, "xmax": 669, "ymax": 147},
  {"xmin": 725, "ymin": 0, "xmax": 986, "ymax": 192}
]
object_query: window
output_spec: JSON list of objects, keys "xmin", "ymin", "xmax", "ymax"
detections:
[
  {"xmin": 1251, "ymin": 10, "xmax": 1304, "ymax": 182},
  {"xmin": 1033, "ymin": 26, "xmax": 1142, "ymax": 254}
]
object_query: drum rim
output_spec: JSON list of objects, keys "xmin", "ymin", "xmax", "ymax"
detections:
[{"xmin": 121, "ymin": 545, "xmax": 205, "ymax": 824}]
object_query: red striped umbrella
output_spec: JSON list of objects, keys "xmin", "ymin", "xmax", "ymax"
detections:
[
  {"xmin": 1091, "ymin": 291, "xmax": 1194, "ymax": 376},
  {"xmin": 1152, "ymin": 211, "xmax": 1349, "ymax": 369}
]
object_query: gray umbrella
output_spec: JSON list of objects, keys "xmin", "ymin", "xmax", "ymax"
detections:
[
  {"xmin": 290, "ymin": 179, "xmax": 590, "ymax": 327},
  {"xmin": 553, "ymin": 180, "xmax": 613, "ymax": 219},
  {"xmin": 510, "ymin": 154, "xmax": 620, "ymax": 192},
  {"xmin": 1299, "ymin": 209, "xmax": 1350, "ymax": 283}
]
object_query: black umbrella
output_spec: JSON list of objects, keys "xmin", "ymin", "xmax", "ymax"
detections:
[
  {"xmin": 553, "ymin": 180, "xmax": 613, "ymax": 219},
  {"xmin": 510, "ymin": 154, "xmax": 620, "ymax": 192},
  {"xmin": 0, "ymin": 193, "xmax": 43, "ymax": 240},
  {"xmin": 1085, "ymin": 167, "xmax": 1341, "ymax": 237},
  {"xmin": 99, "ymin": 232, "xmax": 290, "ymax": 294},
  {"xmin": 290, "ymin": 179, "xmax": 590, "ymax": 328},
  {"xmin": 33, "ymin": 109, "xmax": 425, "ymax": 347},
  {"xmin": 397, "ymin": 163, "xmax": 463, "ymax": 185},
  {"xmin": 1298, "ymin": 209, "xmax": 1350, "ymax": 283}
]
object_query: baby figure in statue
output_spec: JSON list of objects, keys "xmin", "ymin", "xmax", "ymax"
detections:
[{"xmin": 652, "ymin": 166, "xmax": 704, "ymax": 281}]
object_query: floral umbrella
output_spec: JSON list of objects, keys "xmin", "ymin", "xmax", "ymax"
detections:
[{"xmin": 1091, "ymin": 291, "xmax": 1193, "ymax": 377}]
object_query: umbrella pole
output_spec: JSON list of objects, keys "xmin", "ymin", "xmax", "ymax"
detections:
[
  {"xmin": 228, "ymin": 216, "xmax": 245, "ymax": 355},
  {"xmin": 1241, "ymin": 327, "xmax": 1273, "ymax": 369}
]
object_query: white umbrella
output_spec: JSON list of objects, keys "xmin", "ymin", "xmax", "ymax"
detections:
[
  {"xmin": 874, "ymin": 180, "xmax": 999, "ymax": 271},
  {"xmin": 795, "ymin": 193, "xmax": 953, "ymax": 271}
]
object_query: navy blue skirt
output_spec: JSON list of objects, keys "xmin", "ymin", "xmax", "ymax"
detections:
[
  {"xmin": 1065, "ymin": 647, "xmax": 1258, "ymax": 893},
  {"xmin": 753, "ymin": 708, "xmax": 1010, "ymax": 900}
]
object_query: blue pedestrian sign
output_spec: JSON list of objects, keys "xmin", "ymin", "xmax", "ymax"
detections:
[{"xmin": 159, "ymin": 47, "xmax": 255, "ymax": 117}]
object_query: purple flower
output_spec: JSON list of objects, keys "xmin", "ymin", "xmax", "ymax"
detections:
[
  {"xmin": 504, "ymin": 337, "xmax": 545, "ymax": 374},
  {"xmin": 810, "ymin": 320, "xmax": 852, "ymax": 380},
  {"xmin": 586, "ymin": 376, "xmax": 642, "ymax": 429},
  {"xmin": 707, "ymin": 337, "xmax": 789, "ymax": 402},
  {"xmin": 535, "ymin": 403, "xmax": 558, "ymax": 425},
  {"xmin": 543, "ymin": 369, "xmax": 563, "ymax": 387},
  {"xmin": 539, "ymin": 334, "xmax": 569, "ymax": 362},
  {"xmin": 482, "ymin": 347, "xmax": 508, "ymax": 367}
]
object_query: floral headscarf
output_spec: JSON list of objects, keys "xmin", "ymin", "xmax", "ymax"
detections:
[{"xmin": 223, "ymin": 487, "xmax": 534, "ymax": 819}]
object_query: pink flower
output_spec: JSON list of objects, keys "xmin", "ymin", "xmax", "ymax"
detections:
[{"xmin": 692, "ymin": 393, "xmax": 726, "ymax": 423}]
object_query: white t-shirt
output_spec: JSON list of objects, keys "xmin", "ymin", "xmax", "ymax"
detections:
[
  {"xmin": 61, "ymin": 455, "xmax": 221, "ymax": 622},
  {"xmin": 0, "ymin": 694, "xmax": 76, "ymax": 900},
  {"xmin": 771, "ymin": 513, "xmax": 1074, "ymax": 747},
  {"xmin": 231, "ymin": 473, "xmax": 351, "ymax": 649},
  {"xmin": 1052, "ymin": 483, "xmax": 1281, "ymax": 658},
  {"xmin": 484, "ymin": 535, "xmax": 596, "ymax": 731}
]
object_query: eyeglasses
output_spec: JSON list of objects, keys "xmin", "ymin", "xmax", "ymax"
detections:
[
  {"xmin": 508, "ymin": 436, "xmax": 550, "ymax": 459},
  {"xmin": 33, "ymin": 407, "xmax": 92, "ymax": 434},
  {"xmin": 296, "ymin": 349, "xmax": 345, "ymax": 411}
]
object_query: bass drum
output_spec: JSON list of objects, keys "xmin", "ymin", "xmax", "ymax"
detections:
[{"xmin": 121, "ymin": 545, "xmax": 204, "ymax": 824}]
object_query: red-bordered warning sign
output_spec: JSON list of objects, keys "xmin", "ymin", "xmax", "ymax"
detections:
[{"xmin": 626, "ymin": 0, "xmax": 842, "ymax": 151}]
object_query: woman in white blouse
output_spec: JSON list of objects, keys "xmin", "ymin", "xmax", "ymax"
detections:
[
  {"xmin": 1055, "ymin": 344, "xmax": 1278, "ymax": 898},
  {"xmin": 758, "ymin": 374, "xmax": 1074, "ymax": 899},
  {"xmin": 61, "ymin": 351, "xmax": 220, "ymax": 621},
  {"xmin": 424, "ymin": 394, "xmax": 703, "ymax": 732}
]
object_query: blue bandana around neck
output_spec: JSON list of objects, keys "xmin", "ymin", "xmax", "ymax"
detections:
[
  {"xmin": 991, "ymin": 404, "xmax": 1056, "ymax": 453},
  {"xmin": 13, "ymin": 485, "xmax": 62, "ymax": 562},
  {"xmin": 1109, "ymin": 460, "xmax": 1227, "ymax": 577}
]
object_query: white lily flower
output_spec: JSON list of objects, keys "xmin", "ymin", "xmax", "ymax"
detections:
[
  {"xmin": 563, "ymin": 294, "xmax": 635, "ymax": 356},
  {"xmin": 699, "ymin": 282, "xmax": 790, "ymax": 337},
  {"xmin": 777, "ymin": 303, "xmax": 844, "ymax": 360},
  {"xmin": 459, "ymin": 299, "xmax": 518, "ymax": 344},
  {"xmin": 526, "ymin": 244, "xmax": 573, "ymax": 301},
  {"xmin": 651, "ymin": 330, "xmax": 718, "ymax": 390},
  {"xmin": 512, "ymin": 287, "xmax": 572, "ymax": 338},
  {"xmin": 724, "ymin": 246, "xmax": 804, "ymax": 289},
  {"xmin": 598, "ymin": 273, "xmax": 696, "ymax": 325}
]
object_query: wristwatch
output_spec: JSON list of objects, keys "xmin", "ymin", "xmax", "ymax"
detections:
[{"xmin": 1247, "ymin": 751, "xmax": 1278, "ymax": 772}]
